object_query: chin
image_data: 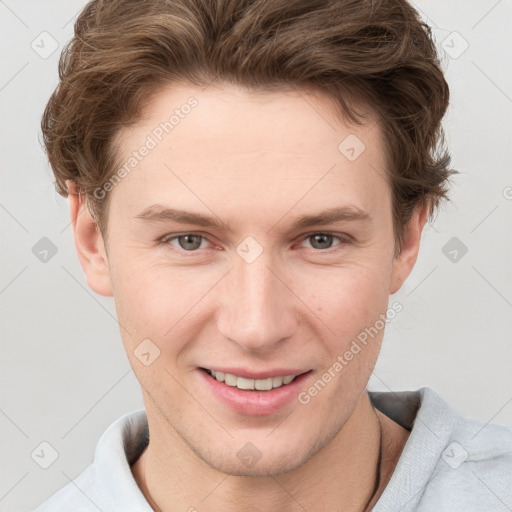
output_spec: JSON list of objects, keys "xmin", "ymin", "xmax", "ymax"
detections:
[
  {"xmin": 206, "ymin": 452, "xmax": 306, "ymax": 478},
  {"xmin": 195, "ymin": 429, "xmax": 331, "ymax": 478}
]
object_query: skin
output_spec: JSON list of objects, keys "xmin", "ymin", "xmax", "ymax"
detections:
[{"xmin": 68, "ymin": 83, "xmax": 425, "ymax": 511}]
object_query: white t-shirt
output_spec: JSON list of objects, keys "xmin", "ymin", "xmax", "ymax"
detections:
[{"xmin": 34, "ymin": 387, "xmax": 512, "ymax": 511}]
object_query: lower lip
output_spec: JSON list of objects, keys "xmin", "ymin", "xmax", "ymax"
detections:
[{"xmin": 198, "ymin": 369, "xmax": 312, "ymax": 416}]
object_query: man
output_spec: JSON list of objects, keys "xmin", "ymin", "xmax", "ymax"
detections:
[{"xmin": 36, "ymin": 0, "xmax": 511, "ymax": 510}]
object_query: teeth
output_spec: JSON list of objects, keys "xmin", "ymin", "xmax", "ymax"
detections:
[
  {"xmin": 255, "ymin": 378, "xmax": 273, "ymax": 391},
  {"xmin": 272, "ymin": 376, "xmax": 284, "ymax": 387},
  {"xmin": 209, "ymin": 370, "xmax": 297, "ymax": 390}
]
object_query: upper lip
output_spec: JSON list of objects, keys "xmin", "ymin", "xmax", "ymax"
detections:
[{"xmin": 201, "ymin": 367, "xmax": 311, "ymax": 380}]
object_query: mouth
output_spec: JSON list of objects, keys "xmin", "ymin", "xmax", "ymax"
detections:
[
  {"xmin": 198, "ymin": 367, "xmax": 313, "ymax": 415},
  {"xmin": 200, "ymin": 368, "xmax": 302, "ymax": 391}
]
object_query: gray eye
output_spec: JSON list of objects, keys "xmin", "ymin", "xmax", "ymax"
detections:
[
  {"xmin": 177, "ymin": 234, "xmax": 203, "ymax": 250},
  {"xmin": 309, "ymin": 234, "xmax": 334, "ymax": 250}
]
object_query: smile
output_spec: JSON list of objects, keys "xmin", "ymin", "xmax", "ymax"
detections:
[
  {"xmin": 204, "ymin": 369, "xmax": 298, "ymax": 390},
  {"xmin": 198, "ymin": 367, "xmax": 312, "ymax": 415}
]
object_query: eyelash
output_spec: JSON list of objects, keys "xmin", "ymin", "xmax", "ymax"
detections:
[{"xmin": 158, "ymin": 231, "xmax": 352, "ymax": 254}]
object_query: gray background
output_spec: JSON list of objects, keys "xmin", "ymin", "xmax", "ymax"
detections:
[{"xmin": 1, "ymin": 0, "xmax": 511, "ymax": 510}]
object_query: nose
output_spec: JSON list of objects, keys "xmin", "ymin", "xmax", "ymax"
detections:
[{"xmin": 216, "ymin": 253, "xmax": 298, "ymax": 353}]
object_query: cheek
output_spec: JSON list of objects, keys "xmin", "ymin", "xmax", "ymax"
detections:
[
  {"xmin": 109, "ymin": 265, "xmax": 204, "ymax": 394},
  {"xmin": 297, "ymin": 267, "xmax": 391, "ymax": 404},
  {"xmin": 110, "ymin": 260, "xmax": 216, "ymax": 347},
  {"xmin": 296, "ymin": 263, "xmax": 391, "ymax": 391},
  {"xmin": 296, "ymin": 260, "xmax": 392, "ymax": 330},
  {"xmin": 292, "ymin": 267, "xmax": 391, "ymax": 426},
  {"xmin": 109, "ymin": 260, "xmax": 169, "ymax": 343}
]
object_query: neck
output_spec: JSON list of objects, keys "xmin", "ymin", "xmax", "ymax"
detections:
[{"xmin": 131, "ymin": 391, "xmax": 402, "ymax": 512}]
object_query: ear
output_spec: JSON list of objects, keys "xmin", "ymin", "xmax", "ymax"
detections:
[
  {"xmin": 67, "ymin": 181, "xmax": 113, "ymax": 297},
  {"xmin": 390, "ymin": 203, "xmax": 429, "ymax": 294}
]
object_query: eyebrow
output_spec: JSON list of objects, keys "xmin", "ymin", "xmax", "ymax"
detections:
[{"xmin": 133, "ymin": 205, "xmax": 371, "ymax": 232}]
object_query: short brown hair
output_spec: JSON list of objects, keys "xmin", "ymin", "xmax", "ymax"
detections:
[{"xmin": 41, "ymin": 0, "xmax": 452, "ymax": 248}]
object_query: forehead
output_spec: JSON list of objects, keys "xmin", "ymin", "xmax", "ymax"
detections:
[
  {"xmin": 123, "ymin": 83, "xmax": 382, "ymax": 154},
  {"xmin": 110, "ymin": 83, "xmax": 390, "ymax": 220}
]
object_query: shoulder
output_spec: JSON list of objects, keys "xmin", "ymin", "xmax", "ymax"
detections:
[
  {"xmin": 418, "ymin": 410, "xmax": 512, "ymax": 511},
  {"xmin": 33, "ymin": 465, "xmax": 98, "ymax": 512},
  {"xmin": 371, "ymin": 387, "xmax": 512, "ymax": 512},
  {"xmin": 33, "ymin": 409, "xmax": 150, "ymax": 511}
]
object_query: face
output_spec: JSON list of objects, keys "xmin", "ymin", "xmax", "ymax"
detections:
[{"xmin": 73, "ymin": 83, "xmax": 424, "ymax": 477}]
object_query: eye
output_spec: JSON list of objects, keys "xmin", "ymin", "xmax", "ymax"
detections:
[
  {"xmin": 159, "ymin": 232, "xmax": 350, "ymax": 254},
  {"xmin": 162, "ymin": 233, "xmax": 210, "ymax": 251},
  {"xmin": 300, "ymin": 233, "xmax": 346, "ymax": 250}
]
